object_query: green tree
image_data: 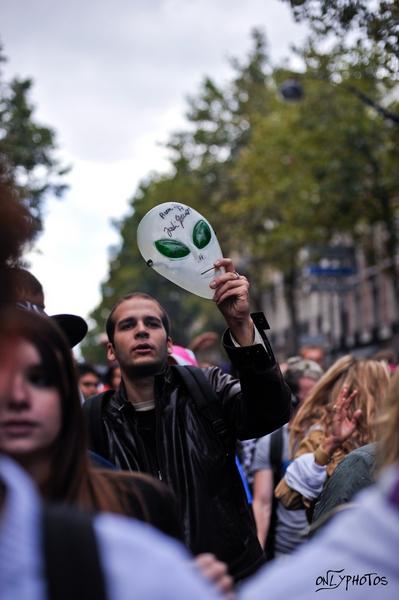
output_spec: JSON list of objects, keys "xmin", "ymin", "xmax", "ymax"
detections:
[
  {"xmin": 232, "ymin": 40, "xmax": 399, "ymax": 350},
  {"xmin": 82, "ymin": 30, "xmax": 273, "ymax": 362},
  {"xmin": 83, "ymin": 29, "xmax": 399, "ymax": 360},
  {"xmin": 0, "ymin": 44, "xmax": 69, "ymax": 238},
  {"xmin": 283, "ymin": 0, "xmax": 399, "ymax": 76},
  {"xmin": 165, "ymin": 30, "xmax": 275, "ymax": 309}
]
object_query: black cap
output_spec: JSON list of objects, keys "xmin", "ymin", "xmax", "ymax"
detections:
[
  {"xmin": 51, "ymin": 314, "xmax": 88, "ymax": 348},
  {"xmin": 16, "ymin": 301, "xmax": 88, "ymax": 348}
]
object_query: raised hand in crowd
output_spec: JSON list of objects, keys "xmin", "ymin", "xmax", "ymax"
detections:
[{"xmin": 321, "ymin": 386, "xmax": 361, "ymax": 457}]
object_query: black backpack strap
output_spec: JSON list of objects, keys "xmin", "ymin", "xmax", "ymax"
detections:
[
  {"xmin": 264, "ymin": 427, "xmax": 284, "ymax": 560},
  {"xmin": 270, "ymin": 427, "xmax": 284, "ymax": 484},
  {"xmin": 82, "ymin": 392, "xmax": 109, "ymax": 459},
  {"xmin": 172, "ymin": 365, "xmax": 231, "ymax": 448},
  {"xmin": 42, "ymin": 505, "xmax": 107, "ymax": 600}
]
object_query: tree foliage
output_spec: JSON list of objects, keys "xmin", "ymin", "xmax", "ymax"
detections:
[
  {"xmin": 82, "ymin": 27, "xmax": 399, "ymax": 361},
  {"xmin": 283, "ymin": 0, "xmax": 399, "ymax": 77},
  {"xmin": 231, "ymin": 38, "xmax": 399, "ymax": 349},
  {"xmin": 0, "ymin": 43, "xmax": 69, "ymax": 238},
  {"xmin": 82, "ymin": 31, "xmax": 272, "ymax": 362}
]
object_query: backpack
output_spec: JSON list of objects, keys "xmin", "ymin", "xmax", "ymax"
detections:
[
  {"xmin": 264, "ymin": 426, "xmax": 284, "ymax": 561},
  {"xmin": 43, "ymin": 505, "xmax": 107, "ymax": 600}
]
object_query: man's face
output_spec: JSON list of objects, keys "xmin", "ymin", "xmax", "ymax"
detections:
[
  {"xmin": 107, "ymin": 297, "xmax": 172, "ymax": 378},
  {"xmin": 78, "ymin": 373, "xmax": 100, "ymax": 400}
]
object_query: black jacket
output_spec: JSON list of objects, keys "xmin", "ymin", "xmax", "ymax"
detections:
[{"xmin": 91, "ymin": 313, "xmax": 291, "ymax": 581}]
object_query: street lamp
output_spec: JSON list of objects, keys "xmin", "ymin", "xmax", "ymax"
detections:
[
  {"xmin": 279, "ymin": 77, "xmax": 399, "ymax": 125},
  {"xmin": 279, "ymin": 79, "xmax": 304, "ymax": 101}
]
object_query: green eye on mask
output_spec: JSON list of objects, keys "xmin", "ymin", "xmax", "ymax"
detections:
[
  {"xmin": 193, "ymin": 220, "xmax": 211, "ymax": 249},
  {"xmin": 154, "ymin": 239, "xmax": 191, "ymax": 259}
]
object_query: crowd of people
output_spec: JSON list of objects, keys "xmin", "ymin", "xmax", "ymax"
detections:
[{"xmin": 1, "ymin": 193, "xmax": 399, "ymax": 598}]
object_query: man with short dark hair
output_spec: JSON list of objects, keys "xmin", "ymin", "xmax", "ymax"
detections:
[
  {"xmin": 78, "ymin": 363, "xmax": 101, "ymax": 400},
  {"xmin": 85, "ymin": 258, "xmax": 291, "ymax": 581}
]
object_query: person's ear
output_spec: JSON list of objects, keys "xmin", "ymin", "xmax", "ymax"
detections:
[
  {"xmin": 167, "ymin": 337, "xmax": 173, "ymax": 355},
  {"xmin": 107, "ymin": 342, "xmax": 116, "ymax": 363}
]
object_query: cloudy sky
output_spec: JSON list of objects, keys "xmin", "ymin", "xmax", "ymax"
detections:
[{"xmin": 1, "ymin": 0, "xmax": 307, "ymax": 330}]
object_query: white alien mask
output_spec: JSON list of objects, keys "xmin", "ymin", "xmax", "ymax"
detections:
[{"xmin": 137, "ymin": 202, "xmax": 224, "ymax": 299}]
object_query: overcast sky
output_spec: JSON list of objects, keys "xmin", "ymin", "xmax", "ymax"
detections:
[{"xmin": 1, "ymin": 0, "xmax": 307, "ymax": 335}]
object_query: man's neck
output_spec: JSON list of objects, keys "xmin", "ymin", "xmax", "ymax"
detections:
[{"xmin": 123, "ymin": 376, "xmax": 156, "ymax": 409}]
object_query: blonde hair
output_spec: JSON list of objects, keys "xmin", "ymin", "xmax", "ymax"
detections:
[
  {"xmin": 377, "ymin": 369, "xmax": 399, "ymax": 470},
  {"xmin": 290, "ymin": 355, "xmax": 390, "ymax": 455}
]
